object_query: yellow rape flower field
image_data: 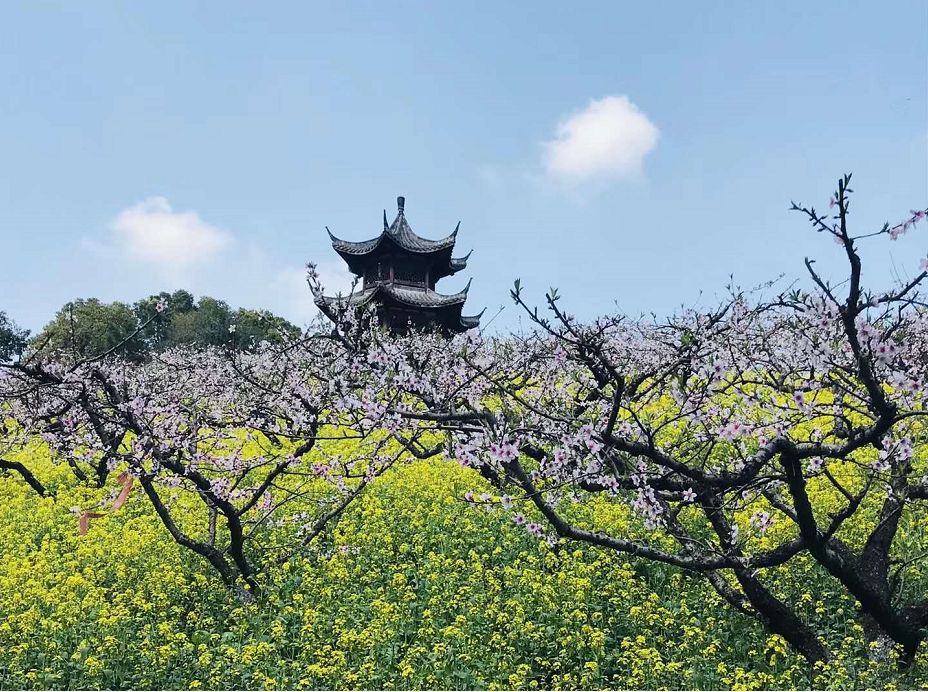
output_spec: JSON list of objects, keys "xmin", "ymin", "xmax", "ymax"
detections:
[{"xmin": 0, "ymin": 451, "xmax": 925, "ymax": 690}]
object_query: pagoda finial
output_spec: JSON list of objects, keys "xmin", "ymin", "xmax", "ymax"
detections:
[{"xmin": 397, "ymin": 196, "xmax": 405, "ymax": 214}]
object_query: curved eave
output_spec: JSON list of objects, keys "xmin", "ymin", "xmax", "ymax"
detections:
[
  {"xmin": 386, "ymin": 224, "xmax": 458, "ymax": 254},
  {"xmin": 327, "ymin": 225, "xmax": 459, "ymax": 259},
  {"xmin": 327, "ymin": 228, "xmax": 382, "ymax": 255},
  {"xmin": 384, "ymin": 281, "xmax": 470, "ymax": 308},
  {"xmin": 459, "ymin": 307, "xmax": 485, "ymax": 330},
  {"xmin": 315, "ymin": 285, "xmax": 380, "ymax": 309},
  {"xmin": 316, "ymin": 282, "xmax": 471, "ymax": 310},
  {"xmin": 447, "ymin": 249, "xmax": 472, "ymax": 274}
]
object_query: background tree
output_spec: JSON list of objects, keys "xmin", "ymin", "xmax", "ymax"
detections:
[
  {"xmin": 168, "ymin": 295, "xmax": 232, "ymax": 347},
  {"xmin": 230, "ymin": 307, "xmax": 302, "ymax": 348},
  {"xmin": 133, "ymin": 289, "xmax": 197, "ymax": 351},
  {"xmin": 149, "ymin": 293, "xmax": 300, "ymax": 350},
  {"xmin": 31, "ymin": 298, "xmax": 144, "ymax": 362},
  {"xmin": 0, "ymin": 311, "xmax": 28, "ymax": 363},
  {"xmin": 30, "ymin": 291, "xmax": 301, "ymax": 361}
]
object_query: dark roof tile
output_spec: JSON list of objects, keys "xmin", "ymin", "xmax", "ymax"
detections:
[
  {"xmin": 317, "ymin": 281, "xmax": 470, "ymax": 310},
  {"xmin": 326, "ymin": 198, "xmax": 458, "ymax": 256}
]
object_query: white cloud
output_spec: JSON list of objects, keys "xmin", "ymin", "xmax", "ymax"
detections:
[
  {"xmin": 269, "ymin": 267, "xmax": 318, "ymax": 326},
  {"xmin": 267, "ymin": 263, "xmax": 356, "ymax": 326},
  {"xmin": 80, "ymin": 196, "xmax": 361, "ymax": 328},
  {"xmin": 110, "ymin": 196, "xmax": 231, "ymax": 271},
  {"xmin": 315, "ymin": 262, "xmax": 356, "ymax": 296},
  {"xmin": 543, "ymin": 95, "xmax": 659, "ymax": 182}
]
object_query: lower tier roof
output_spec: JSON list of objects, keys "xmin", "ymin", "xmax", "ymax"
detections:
[{"xmin": 316, "ymin": 283, "xmax": 482, "ymax": 332}]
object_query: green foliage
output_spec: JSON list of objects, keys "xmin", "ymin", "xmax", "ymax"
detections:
[
  {"xmin": 0, "ymin": 311, "xmax": 28, "ymax": 363},
  {"xmin": 0, "ymin": 448, "xmax": 926, "ymax": 689},
  {"xmin": 30, "ymin": 298, "xmax": 144, "ymax": 362},
  {"xmin": 168, "ymin": 298, "xmax": 300, "ymax": 350},
  {"xmin": 30, "ymin": 292, "xmax": 300, "ymax": 361},
  {"xmin": 169, "ymin": 296, "xmax": 232, "ymax": 348},
  {"xmin": 231, "ymin": 309, "xmax": 302, "ymax": 349},
  {"xmin": 133, "ymin": 290, "xmax": 197, "ymax": 352}
]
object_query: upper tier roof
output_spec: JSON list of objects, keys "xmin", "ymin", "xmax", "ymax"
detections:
[{"xmin": 327, "ymin": 196, "xmax": 460, "ymax": 257}]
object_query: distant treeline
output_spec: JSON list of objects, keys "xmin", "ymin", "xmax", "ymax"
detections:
[{"xmin": 0, "ymin": 290, "xmax": 300, "ymax": 363}]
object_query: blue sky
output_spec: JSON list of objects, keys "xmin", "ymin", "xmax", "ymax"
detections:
[{"xmin": 1, "ymin": 1, "xmax": 925, "ymax": 333}]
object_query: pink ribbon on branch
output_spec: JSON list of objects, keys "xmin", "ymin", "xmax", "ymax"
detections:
[{"xmin": 76, "ymin": 471, "xmax": 134, "ymax": 535}]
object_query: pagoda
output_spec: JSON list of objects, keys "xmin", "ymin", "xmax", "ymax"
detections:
[{"xmin": 316, "ymin": 196, "xmax": 482, "ymax": 334}]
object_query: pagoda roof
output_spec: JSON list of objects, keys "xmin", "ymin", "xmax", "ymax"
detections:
[
  {"xmin": 327, "ymin": 196, "xmax": 459, "ymax": 257},
  {"xmin": 449, "ymin": 250, "xmax": 472, "ymax": 274},
  {"xmin": 317, "ymin": 279, "xmax": 472, "ymax": 311},
  {"xmin": 459, "ymin": 308, "xmax": 486, "ymax": 330},
  {"xmin": 316, "ymin": 281, "xmax": 482, "ymax": 333}
]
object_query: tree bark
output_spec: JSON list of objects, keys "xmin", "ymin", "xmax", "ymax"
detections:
[{"xmin": 0, "ymin": 458, "xmax": 49, "ymax": 497}]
